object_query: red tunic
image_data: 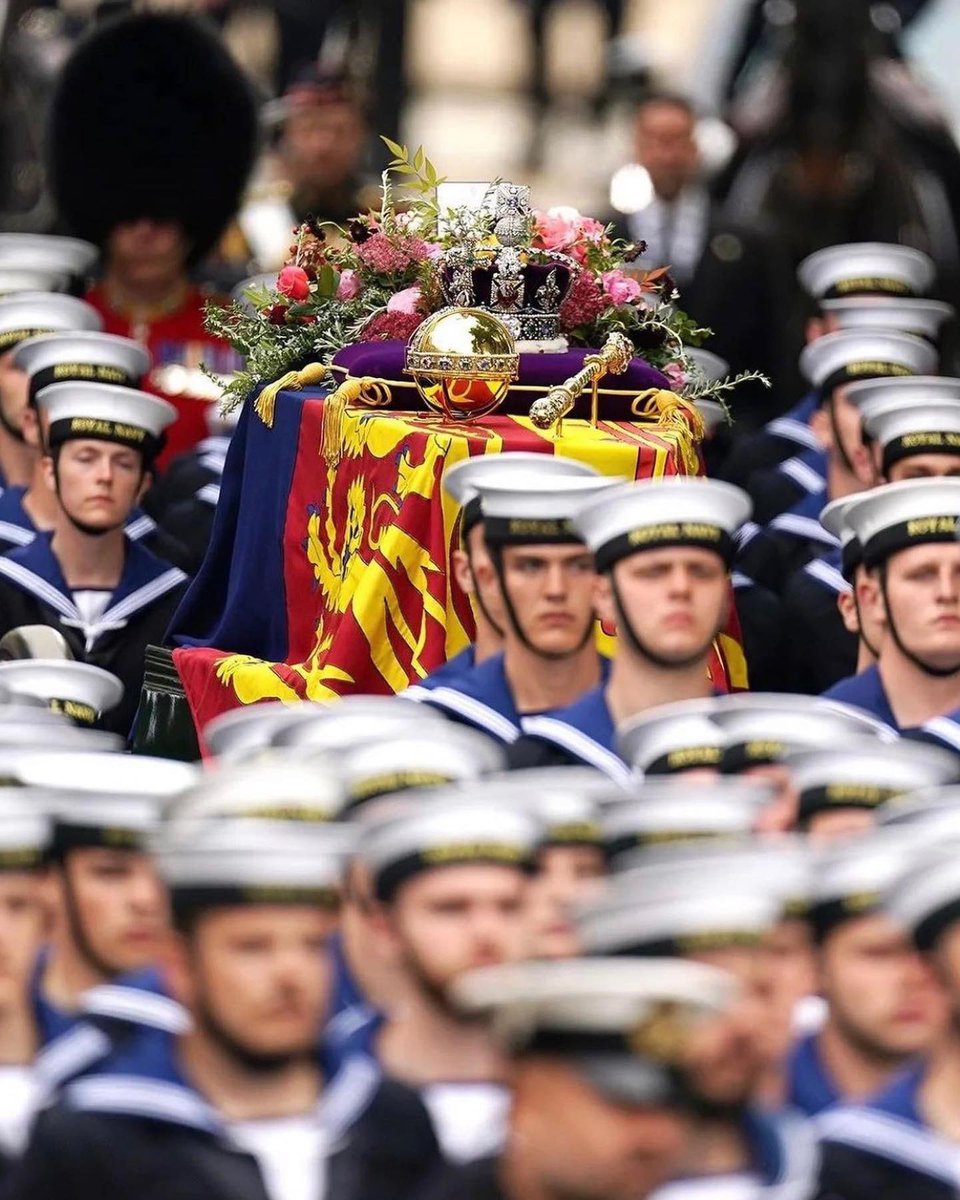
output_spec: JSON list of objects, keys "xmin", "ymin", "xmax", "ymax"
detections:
[{"xmin": 84, "ymin": 284, "xmax": 242, "ymax": 469}]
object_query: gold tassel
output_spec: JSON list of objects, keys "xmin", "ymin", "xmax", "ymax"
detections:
[
  {"xmin": 253, "ymin": 362, "xmax": 331, "ymax": 428},
  {"xmin": 631, "ymin": 389, "xmax": 705, "ymax": 475}
]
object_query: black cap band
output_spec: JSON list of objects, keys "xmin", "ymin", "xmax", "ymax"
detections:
[
  {"xmin": 819, "ymin": 361, "xmax": 914, "ymax": 401},
  {"xmin": 52, "ymin": 823, "xmax": 145, "ymax": 856},
  {"xmin": 374, "ymin": 843, "xmax": 536, "ymax": 902},
  {"xmin": 913, "ymin": 897, "xmax": 960, "ymax": 952},
  {"xmin": 719, "ymin": 740, "xmax": 785, "ymax": 774},
  {"xmin": 863, "ymin": 514, "xmax": 959, "ymax": 567},
  {"xmin": 542, "ymin": 821, "xmax": 602, "ymax": 847},
  {"xmin": 0, "ymin": 846, "xmax": 45, "ymax": 871},
  {"xmin": 882, "ymin": 432, "xmax": 960, "ymax": 475},
  {"xmin": 644, "ymin": 746, "xmax": 723, "ymax": 776},
  {"xmin": 347, "ymin": 769, "xmax": 458, "ymax": 810},
  {"xmin": 595, "ymin": 524, "xmax": 734, "ymax": 573},
  {"xmin": 0, "ymin": 328, "xmax": 49, "ymax": 353},
  {"xmin": 48, "ymin": 416, "xmax": 161, "ymax": 459},
  {"xmin": 483, "ymin": 516, "xmax": 582, "ymax": 547},
  {"xmin": 797, "ymin": 783, "xmax": 900, "ymax": 826},
  {"xmin": 823, "ymin": 278, "xmax": 914, "ymax": 299},
  {"xmin": 30, "ymin": 363, "xmax": 137, "ymax": 405},
  {"xmin": 171, "ymin": 884, "xmax": 340, "ymax": 915},
  {"xmin": 809, "ymin": 892, "xmax": 882, "ymax": 943},
  {"xmin": 48, "ymin": 698, "xmax": 98, "ymax": 725},
  {"xmin": 840, "ymin": 537, "xmax": 863, "ymax": 583}
]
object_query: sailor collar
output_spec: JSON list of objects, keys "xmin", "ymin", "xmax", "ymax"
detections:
[
  {"xmin": 41, "ymin": 971, "xmax": 382, "ymax": 1143},
  {"xmin": 520, "ymin": 686, "xmax": 631, "ymax": 785},
  {"xmin": 0, "ymin": 533, "xmax": 185, "ymax": 651},
  {"xmin": 822, "ymin": 665, "xmax": 899, "ymax": 733},
  {"xmin": 0, "ymin": 486, "xmax": 35, "ymax": 548},
  {"xmin": 768, "ymin": 490, "xmax": 838, "ymax": 548},
  {"xmin": 786, "ymin": 1032, "xmax": 841, "ymax": 1117},
  {"xmin": 405, "ymin": 652, "xmax": 524, "ymax": 743}
]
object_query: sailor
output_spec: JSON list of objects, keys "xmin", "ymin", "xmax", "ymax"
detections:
[
  {"xmin": 0, "ymin": 233, "xmax": 97, "ymax": 297},
  {"xmin": 736, "ymin": 329, "xmax": 937, "ymax": 594},
  {"xmin": 0, "ymin": 293, "xmax": 101, "ymax": 491},
  {"xmin": 720, "ymin": 241, "xmax": 936, "ymax": 488},
  {"xmin": 11, "ymin": 815, "xmax": 444, "ymax": 1200},
  {"xmin": 359, "ymin": 788, "xmax": 542, "ymax": 1163},
  {"xmin": 7, "ymin": 751, "xmax": 196, "ymax": 1046},
  {"xmin": 2, "ymin": 331, "xmax": 189, "ymax": 567},
  {"xmin": 0, "ymin": 795, "xmax": 51, "ymax": 1180},
  {"xmin": 822, "ymin": 479, "xmax": 960, "ymax": 729},
  {"xmin": 815, "ymin": 827, "xmax": 960, "ymax": 1199},
  {"xmin": 509, "ymin": 478, "xmax": 750, "ymax": 781},
  {"xmin": 855, "ymin": 378, "xmax": 960, "ymax": 483},
  {"xmin": 416, "ymin": 956, "xmax": 737, "ymax": 1200},
  {"xmin": 784, "ymin": 743, "xmax": 958, "ymax": 841},
  {"xmin": 407, "ymin": 468, "xmax": 618, "ymax": 744},
  {"xmin": 0, "ymin": 381, "xmax": 188, "ymax": 736},
  {"xmin": 575, "ymin": 842, "xmax": 820, "ymax": 1197},
  {"xmin": 786, "ymin": 830, "xmax": 946, "ymax": 1119}
]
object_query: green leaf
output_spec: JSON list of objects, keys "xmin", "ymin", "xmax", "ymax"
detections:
[
  {"xmin": 315, "ymin": 265, "xmax": 337, "ymax": 298},
  {"xmin": 381, "ymin": 136, "xmax": 406, "ymax": 160},
  {"xmin": 413, "ymin": 145, "xmax": 426, "ymax": 173}
]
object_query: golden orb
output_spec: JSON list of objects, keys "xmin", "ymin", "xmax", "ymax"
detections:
[{"xmin": 405, "ymin": 307, "xmax": 519, "ymax": 421}]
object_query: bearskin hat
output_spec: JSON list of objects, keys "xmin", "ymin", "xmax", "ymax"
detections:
[{"xmin": 49, "ymin": 12, "xmax": 258, "ymax": 263}]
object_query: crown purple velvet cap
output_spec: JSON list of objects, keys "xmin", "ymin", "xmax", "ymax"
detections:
[{"xmin": 331, "ymin": 340, "xmax": 671, "ymax": 421}]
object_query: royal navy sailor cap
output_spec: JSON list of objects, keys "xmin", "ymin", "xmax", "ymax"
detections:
[
  {"xmin": 477, "ymin": 473, "xmax": 622, "ymax": 546},
  {"xmin": 799, "ymin": 330, "xmax": 937, "ymax": 392},
  {"xmin": 451, "ymin": 956, "xmax": 735, "ymax": 1106},
  {"xmin": 165, "ymin": 759, "xmax": 349, "ymax": 828},
  {"xmin": 797, "ymin": 242, "xmax": 935, "ymax": 300},
  {"xmin": 784, "ymin": 742, "xmax": 959, "ymax": 827},
  {"xmin": 515, "ymin": 783, "xmax": 604, "ymax": 848},
  {"xmin": 0, "ymin": 660, "xmax": 123, "ymax": 724},
  {"xmin": 877, "ymin": 785, "xmax": 960, "ymax": 830},
  {"xmin": 617, "ymin": 701, "xmax": 724, "ymax": 776},
  {"xmin": 204, "ymin": 702, "xmax": 329, "ymax": 762},
  {"xmin": 272, "ymin": 695, "xmax": 445, "ymax": 753},
  {"xmin": 820, "ymin": 296, "xmax": 954, "ymax": 341},
  {"xmin": 38, "ymin": 382, "xmax": 176, "ymax": 455},
  {"xmin": 360, "ymin": 794, "xmax": 542, "ymax": 901},
  {"xmin": 810, "ymin": 828, "xmax": 921, "ymax": 941},
  {"xmin": 0, "ymin": 792, "xmax": 50, "ymax": 871},
  {"xmin": 846, "ymin": 376, "xmax": 960, "ymax": 411},
  {"xmin": 0, "ymin": 293, "xmax": 102, "ymax": 354},
  {"xmin": 572, "ymin": 477, "xmax": 751, "ymax": 573},
  {"xmin": 600, "ymin": 779, "xmax": 772, "ymax": 864},
  {"xmin": 339, "ymin": 725, "xmax": 506, "ymax": 812},
  {"xmin": 0, "ymin": 235, "xmax": 98, "ymax": 295},
  {"xmin": 0, "ymin": 724, "xmax": 121, "ymax": 753},
  {"xmin": 155, "ymin": 817, "xmax": 351, "ymax": 910},
  {"xmin": 15, "ymin": 332, "xmax": 150, "ymax": 403},
  {"xmin": 576, "ymin": 842, "xmax": 783, "ymax": 957},
  {"xmin": 842, "ymin": 478, "xmax": 960, "ymax": 566},
  {"xmin": 9, "ymin": 752, "xmax": 198, "ymax": 854},
  {"xmin": 860, "ymin": 399, "xmax": 960, "ymax": 475}
]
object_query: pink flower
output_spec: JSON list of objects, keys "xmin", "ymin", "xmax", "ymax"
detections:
[
  {"xmin": 355, "ymin": 232, "xmax": 430, "ymax": 275},
  {"xmin": 663, "ymin": 361, "xmax": 689, "ymax": 390},
  {"xmin": 423, "ymin": 242, "xmax": 443, "ymax": 261},
  {"xmin": 601, "ymin": 270, "xmax": 643, "ymax": 306},
  {"xmin": 580, "ymin": 217, "xmax": 606, "ymax": 242},
  {"xmin": 387, "ymin": 286, "xmax": 422, "ymax": 315},
  {"xmin": 276, "ymin": 265, "xmax": 310, "ymax": 302},
  {"xmin": 534, "ymin": 206, "xmax": 582, "ymax": 252},
  {"xmin": 335, "ymin": 269, "xmax": 361, "ymax": 301},
  {"xmin": 559, "ymin": 271, "xmax": 607, "ymax": 331},
  {"xmin": 360, "ymin": 310, "xmax": 425, "ymax": 343}
]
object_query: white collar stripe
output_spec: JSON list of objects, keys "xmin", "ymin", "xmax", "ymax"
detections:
[
  {"xmin": 804, "ymin": 559, "xmax": 849, "ymax": 594},
  {"xmin": 766, "ymin": 418, "xmax": 821, "ymax": 450},
  {"xmin": 0, "ymin": 521, "xmax": 35, "ymax": 546},
  {"xmin": 770, "ymin": 513, "xmax": 839, "ymax": 545},
  {"xmin": 815, "ymin": 1107, "xmax": 956, "ymax": 1184},
  {"xmin": 418, "ymin": 687, "xmax": 520, "ymax": 743},
  {"xmin": 81, "ymin": 985, "xmax": 191, "ymax": 1034},
  {"xmin": 920, "ymin": 716, "xmax": 960, "ymax": 752},
  {"xmin": 519, "ymin": 715, "xmax": 632, "ymax": 784},
  {"xmin": 780, "ymin": 457, "xmax": 826, "ymax": 493},
  {"xmin": 0, "ymin": 557, "xmax": 80, "ymax": 619},
  {"xmin": 34, "ymin": 1024, "xmax": 112, "ymax": 1093},
  {"xmin": 125, "ymin": 515, "xmax": 156, "ymax": 540},
  {"xmin": 66, "ymin": 1075, "xmax": 220, "ymax": 1132}
]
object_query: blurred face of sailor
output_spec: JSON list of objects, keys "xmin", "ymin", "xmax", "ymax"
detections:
[
  {"xmin": 511, "ymin": 1058, "xmax": 693, "ymax": 1200},
  {"xmin": 806, "ymin": 807, "xmax": 877, "ymax": 842},
  {"xmin": 60, "ymin": 849, "xmax": 168, "ymax": 978},
  {"xmin": 862, "ymin": 546, "xmax": 960, "ymax": 673},
  {"xmin": 526, "ymin": 845, "xmax": 605, "ymax": 959},
  {"xmin": 176, "ymin": 906, "xmax": 339, "ymax": 1067},
  {"xmin": 684, "ymin": 945, "xmax": 770, "ymax": 1106},
  {"xmin": 385, "ymin": 865, "xmax": 529, "ymax": 1005},
  {"xmin": 0, "ymin": 872, "xmax": 47, "ymax": 1012},
  {"xmin": 887, "ymin": 455, "xmax": 960, "ymax": 483},
  {"xmin": 600, "ymin": 549, "xmax": 728, "ymax": 668},
  {"xmin": 811, "ymin": 387, "xmax": 878, "ymax": 488},
  {"xmin": 107, "ymin": 219, "xmax": 189, "ymax": 287},
  {"xmin": 484, "ymin": 544, "xmax": 598, "ymax": 659},
  {"xmin": 280, "ymin": 103, "xmax": 365, "ymax": 192},
  {"xmin": 757, "ymin": 917, "xmax": 817, "ymax": 1066},
  {"xmin": 819, "ymin": 913, "xmax": 946, "ymax": 1062},
  {"xmin": 0, "ymin": 352, "xmax": 29, "ymax": 439},
  {"xmin": 746, "ymin": 764, "xmax": 799, "ymax": 834},
  {"xmin": 633, "ymin": 101, "xmax": 699, "ymax": 203},
  {"xmin": 43, "ymin": 440, "xmax": 148, "ymax": 532}
]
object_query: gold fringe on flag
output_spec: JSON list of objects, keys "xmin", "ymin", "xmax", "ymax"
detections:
[{"xmin": 631, "ymin": 389, "xmax": 705, "ymax": 475}]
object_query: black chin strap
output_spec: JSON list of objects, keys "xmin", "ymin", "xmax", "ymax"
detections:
[
  {"xmin": 465, "ymin": 551, "xmax": 504, "ymax": 641},
  {"xmin": 489, "ymin": 544, "xmax": 595, "ymax": 661},
  {"xmin": 880, "ymin": 563, "xmax": 960, "ymax": 678},
  {"xmin": 610, "ymin": 575, "xmax": 718, "ymax": 670},
  {"xmin": 851, "ymin": 588, "xmax": 880, "ymax": 661}
]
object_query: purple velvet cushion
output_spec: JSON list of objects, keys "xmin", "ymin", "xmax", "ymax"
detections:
[{"xmin": 331, "ymin": 340, "xmax": 670, "ymax": 420}]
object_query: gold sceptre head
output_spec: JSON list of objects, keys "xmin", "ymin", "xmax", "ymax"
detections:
[{"xmin": 529, "ymin": 332, "xmax": 634, "ymax": 431}]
